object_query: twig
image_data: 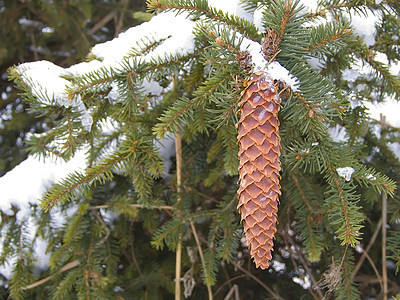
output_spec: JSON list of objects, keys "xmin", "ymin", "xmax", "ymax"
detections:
[
  {"xmin": 213, "ymin": 274, "xmax": 247, "ymax": 298},
  {"xmin": 229, "ymin": 260, "xmax": 284, "ymax": 300},
  {"xmin": 23, "ymin": 260, "xmax": 80, "ymax": 290},
  {"xmin": 351, "ymin": 218, "xmax": 382, "ymax": 279},
  {"xmin": 354, "ymin": 245, "xmax": 383, "ymax": 289},
  {"xmin": 282, "ymin": 229, "xmax": 323, "ymax": 300},
  {"xmin": 89, "ymin": 203, "xmax": 174, "ymax": 210},
  {"xmin": 223, "ymin": 284, "xmax": 239, "ymax": 300},
  {"xmin": 131, "ymin": 241, "xmax": 143, "ymax": 276},
  {"xmin": 382, "ymin": 194, "xmax": 388, "ymax": 300},
  {"xmin": 88, "ymin": 11, "xmax": 117, "ymax": 35},
  {"xmin": 190, "ymin": 221, "xmax": 213, "ymax": 299},
  {"xmin": 371, "ymin": 118, "xmax": 400, "ymax": 130},
  {"xmin": 29, "ymin": 30, "xmax": 39, "ymax": 61},
  {"xmin": 114, "ymin": 0, "xmax": 128, "ymax": 36},
  {"xmin": 95, "ymin": 212, "xmax": 111, "ymax": 246},
  {"xmin": 175, "ymin": 132, "xmax": 183, "ymax": 300}
]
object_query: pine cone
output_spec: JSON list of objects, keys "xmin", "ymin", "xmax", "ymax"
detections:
[{"xmin": 237, "ymin": 71, "xmax": 281, "ymax": 269}]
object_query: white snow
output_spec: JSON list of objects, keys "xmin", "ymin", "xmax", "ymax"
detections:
[
  {"xmin": 297, "ymin": 0, "xmax": 319, "ymax": 13},
  {"xmin": 336, "ymin": 167, "xmax": 355, "ymax": 181},
  {"xmin": 364, "ymin": 98, "xmax": 400, "ymax": 128},
  {"xmin": 293, "ymin": 274, "xmax": 312, "ymax": 289},
  {"xmin": 328, "ymin": 125, "xmax": 348, "ymax": 143},
  {"xmin": 91, "ymin": 12, "xmax": 195, "ymax": 68},
  {"xmin": 0, "ymin": 150, "xmax": 87, "ymax": 222},
  {"xmin": 15, "ymin": 12, "xmax": 197, "ymax": 133},
  {"xmin": 16, "ymin": 61, "xmax": 70, "ymax": 106},
  {"xmin": 240, "ymin": 37, "xmax": 267, "ymax": 71},
  {"xmin": 350, "ymin": 10, "xmax": 379, "ymax": 46},
  {"xmin": 240, "ymin": 38, "xmax": 299, "ymax": 90},
  {"xmin": 0, "ymin": 151, "xmax": 87, "ymax": 279},
  {"xmin": 253, "ymin": 5, "xmax": 265, "ymax": 33},
  {"xmin": 365, "ymin": 174, "xmax": 376, "ymax": 180},
  {"xmin": 342, "ymin": 69, "xmax": 362, "ymax": 82},
  {"xmin": 266, "ymin": 61, "xmax": 299, "ymax": 90}
]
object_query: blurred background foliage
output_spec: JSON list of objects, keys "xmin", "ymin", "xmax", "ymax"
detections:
[{"xmin": 0, "ymin": 0, "xmax": 147, "ymax": 176}]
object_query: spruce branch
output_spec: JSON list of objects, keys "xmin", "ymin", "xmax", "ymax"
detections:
[
  {"xmin": 320, "ymin": 148, "xmax": 364, "ymax": 247},
  {"xmin": 363, "ymin": 53, "xmax": 400, "ymax": 97},
  {"xmin": 306, "ymin": 23, "xmax": 354, "ymax": 53},
  {"xmin": 147, "ymin": 0, "xmax": 261, "ymax": 41},
  {"xmin": 344, "ymin": 45, "xmax": 400, "ymax": 97},
  {"xmin": 152, "ymin": 210, "xmax": 218, "ymax": 250},
  {"xmin": 352, "ymin": 165, "xmax": 396, "ymax": 197},
  {"xmin": 154, "ymin": 73, "xmax": 232, "ymax": 137},
  {"xmin": 279, "ymin": 0, "xmax": 296, "ymax": 38},
  {"xmin": 67, "ymin": 71, "xmax": 114, "ymax": 100},
  {"xmin": 290, "ymin": 172, "xmax": 314, "ymax": 212},
  {"xmin": 321, "ymin": 0, "xmax": 383, "ymax": 14},
  {"xmin": 41, "ymin": 136, "xmax": 158, "ymax": 210}
]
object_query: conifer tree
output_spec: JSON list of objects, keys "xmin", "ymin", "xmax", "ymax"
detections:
[{"xmin": 2, "ymin": 0, "xmax": 400, "ymax": 299}]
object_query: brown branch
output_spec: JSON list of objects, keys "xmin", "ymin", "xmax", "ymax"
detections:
[
  {"xmin": 212, "ymin": 274, "xmax": 247, "ymax": 298},
  {"xmin": 371, "ymin": 117, "xmax": 400, "ymax": 130},
  {"xmin": 44, "ymin": 147, "xmax": 62, "ymax": 157},
  {"xmin": 85, "ymin": 238, "xmax": 94, "ymax": 299},
  {"xmin": 175, "ymin": 131, "xmax": 183, "ymax": 300},
  {"xmin": 125, "ymin": 71, "xmax": 140, "ymax": 107},
  {"xmin": 281, "ymin": 228, "xmax": 323, "ymax": 300},
  {"xmin": 190, "ymin": 221, "xmax": 213, "ymax": 299},
  {"xmin": 66, "ymin": 112, "xmax": 75, "ymax": 150},
  {"xmin": 29, "ymin": 30, "xmax": 39, "ymax": 61},
  {"xmin": 333, "ymin": 175, "xmax": 353, "ymax": 240},
  {"xmin": 23, "ymin": 260, "xmax": 80, "ymax": 290},
  {"xmin": 95, "ymin": 212, "xmax": 111, "ymax": 247},
  {"xmin": 223, "ymin": 284, "xmax": 239, "ymax": 300},
  {"xmin": 229, "ymin": 260, "xmax": 284, "ymax": 300},
  {"xmin": 290, "ymin": 173, "xmax": 314, "ymax": 212},
  {"xmin": 114, "ymin": 0, "xmax": 128, "ymax": 37},
  {"xmin": 279, "ymin": 0, "xmax": 293, "ymax": 38},
  {"xmin": 351, "ymin": 218, "xmax": 382, "ymax": 279},
  {"xmin": 89, "ymin": 203, "xmax": 174, "ymax": 210},
  {"xmin": 382, "ymin": 194, "xmax": 388, "ymax": 300},
  {"xmin": 131, "ymin": 241, "xmax": 143, "ymax": 276},
  {"xmin": 88, "ymin": 12, "xmax": 117, "ymax": 35}
]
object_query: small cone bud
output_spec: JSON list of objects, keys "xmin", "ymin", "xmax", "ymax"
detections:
[{"xmin": 237, "ymin": 71, "xmax": 281, "ymax": 269}]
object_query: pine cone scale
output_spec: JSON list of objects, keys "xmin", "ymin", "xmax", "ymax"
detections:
[{"xmin": 237, "ymin": 71, "xmax": 281, "ymax": 269}]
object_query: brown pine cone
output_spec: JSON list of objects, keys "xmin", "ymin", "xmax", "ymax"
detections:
[{"xmin": 236, "ymin": 71, "xmax": 281, "ymax": 269}]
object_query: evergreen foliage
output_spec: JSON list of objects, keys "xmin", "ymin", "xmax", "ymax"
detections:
[
  {"xmin": 2, "ymin": 0, "xmax": 400, "ymax": 299},
  {"xmin": 0, "ymin": 0, "xmax": 147, "ymax": 176}
]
